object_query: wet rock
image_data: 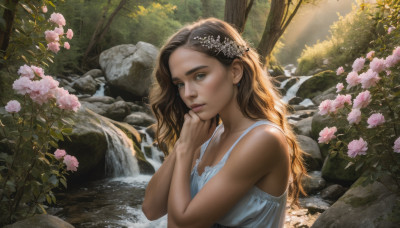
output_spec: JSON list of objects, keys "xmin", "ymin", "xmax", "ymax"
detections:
[
  {"xmin": 321, "ymin": 184, "xmax": 347, "ymax": 201},
  {"xmin": 321, "ymin": 155, "xmax": 362, "ymax": 186},
  {"xmin": 80, "ymin": 96, "xmax": 115, "ymax": 104},
  {"xmin": 297, "ymin": 135, "xmax": 322, "ymax": 171},
  {"xmin": 4, "ymin": 214, "xmax": 74, "ymax": 228},
  {"xmin": 297, "ymin": 70, "xmax": 339, "ymax": 99},
  {"xmin": 124, "ymin": 112, "xmax": 156, "ymax": 127},
  {"xmin": 83, "ymin": 69, "xmax": 104, "ymax": 78},
  {"xmin": 288, "ymin": 96, "xmax": 304, "ymax": 105},
  {"xmin": 294, "ymin": 109, "xmax": 316, "ymax": 118},
  {"xmin": 293, "ymin": 116, "xmax": 312, "ymax": 137},
  {"xmin": 299, "ymin": 196, "xmax": 331, "ymax": 214},
  {"xmin": 72, "ymin": 75, "xmax": 98, "ymax": 95},
  {"xmin": 105, "ymin": 101, "xmax": 131, "ymax": 121},
  {"xmin": 311, "ymin": 175, "xmax": 399, "ymax": 228},
  {"xmin": 311, "ymin": 86, "xmax": 336, "ymax": 105},
  {"xmin": 80, "ymin": 101, "xmax": 109, "ymax": 116},
  {"xmin": 301, "ymin": 171, "xmax": 326, "ymax": 194}
]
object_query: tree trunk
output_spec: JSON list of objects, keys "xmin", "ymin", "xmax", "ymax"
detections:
[
  {"xmin": 224, "ymin": 0, "xmax": 254, "ymax": 34},
  {"xmin": 0, "ymin": 0, "xmax": 19, "ymax": 56}
]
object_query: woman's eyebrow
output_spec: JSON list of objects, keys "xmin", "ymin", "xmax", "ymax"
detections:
[{"xmin": 172, "ymin": 65, "xmax": 208, "ymax": 81}]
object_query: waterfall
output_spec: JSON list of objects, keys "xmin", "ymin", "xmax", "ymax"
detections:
[
  {"xmin": 139, "ymin": 130, "xmax": 164, "ymax": 171},
  {"xmin": 93, "ymin": 83, "xmax": 105, "ymax": 97},
  {"xmin": 100, "ymin": 119, "xmax": 140, "ymax": 177},
  {"xmin": 282, "ymin": 76, "xmax": 313, "ymax": 103}
]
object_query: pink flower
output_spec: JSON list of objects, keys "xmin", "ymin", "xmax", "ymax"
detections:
[
  {"xmin": 366, "ymin": 51, "xmax": 375, "ymax": 59},
  {"xmin": 66, "ymin": 29, "xmax": 73, "ymax": 39},
  {"xmin": 42, "ymin": 5, "xmax": 48, "ymax": 13},
  {"xmin": 17, "ymin": 64, "xmax": 34, "ymax": 79},
  {"xmin": 388, "ymin": 26, "xmax": 395, "ymax": 34},
  {"xmin": 336, "ymin": 83, "xmax": 344, "ymax": 92},
  {"xmin": 49, "ymin": 13, "xmax": 66, "ymax": 27},
  {"xmin": 353, "ymin": 90, "xmax": 371, "ymax": 109},
  {"xmin": 12, "ymin": 77, "xmax": 33, "ymax": 95},
  {"xmin": 336, "ymin": 66, "xmax": 344, "ymax": 75},
  {"xmin": 352, "ymin": 57, "xmax": 365, "ymax": 72},
  {"xmin": 346, "ymin": 71, "xmax": 360, "ymax": 89},
  {"xmin": 54, "ymin": 149, "xmax": 67, "ymax": 160},
  {"xmin": 44, "ymin": 30, "xmax": 60, "ymax": 43},
  {"xmin": 347, "ymin": 138, "xmax": 368, "ymax": 158},
  {"xmin": 56, "ymin": 88, "xmax": 81, "ymax": 112},
  {"xmin": 63, "ymin": 155, "xmax": 79, "ymax": 171},
  {"xmin": 333, "ymin": 94, "xmax": 352, "ymax": 110},
  {"xmin": 393, "ymin": 46, "xmax": 400, "ymax": 58},
  {"xmin": 318, "ymin": 99, "xmax": 334, "ymax": 115},
  {"xmin": 5, "ymin": 100, "xmax": 21, "ymax": 113},
  {"xmin": 54, "ymin": 27, "xmax": 64, "ymax": 36},
  {"xmin": 318, "ymin": 126, "xmax": 337, "ymax": 144},
  {"xmin": 64, "ymin": 42, "xmax": 70, "ymax": 50},
  {"xmin": 28, "ymin": 76, "xmax": 59, "ymax": 105},
  {"xmin": 394, "ymin": 137, "xmax": 400, "ymax": 153},
  {"xmin": 47, "ymin": 42, "xmax": 60, "ymax": 53},
  {"xmin": 385, "ymin": 55, "xmax": 399, "ymax": 68},
  {"xmin": 367, "ymin": 113, "xmax": 385, "ymax": 128},
  {"xmin": 370, "ymin": 57, "xmax": 386, "ymax": 73},
  {"xmin": 386, "ymin": 70, "xmax": 392, "ymax": 75},
  {"xmin": 359, "ymin": 69, "xmax": 381, "ymax": 89},
  {"xmin": 347, "ymin": 109, "xmax": 362, "ymax": 125},
  {"xmin": 30, "ymin": 65, "xmax": 45, "ymax": 77}
]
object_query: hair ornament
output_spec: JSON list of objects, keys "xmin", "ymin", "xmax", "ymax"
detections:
[{"xmin": 194, "ymin": 35, "xmax": 248, "ymax": 58}]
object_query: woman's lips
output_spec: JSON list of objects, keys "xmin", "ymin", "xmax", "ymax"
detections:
[{"xmin": 191, "ymin": 104, "xmax": 204, "ymax": 112}]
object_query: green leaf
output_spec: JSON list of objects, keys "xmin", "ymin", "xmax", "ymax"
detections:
[
  {"xmin": 37, "ymin": 204, "xmax": 47, "ymax": 214},
  {"xmin": 345, "ymin": 161, "xmax": 354, "ymax": 169},
  {"xmin": 48, "ymin": 1, "xmax": 56, "ymax": 8},
  {"xmin": 38, "ymin": 157, "xmax": 50, "ymax": 165},
  {"xmin": 49, "ymin": 140, "xmax": 58, "ymax": 148},
  {"xmin": 46, "ymin": 194, "xmax": 52, "ymax": 204},
  {"xmin": 61, "ymin": 128, "xmax": 73, "ymax": 134},
  {"xmin": 60, "ymin": 178, "xmax": 67, "ymax": 188}
]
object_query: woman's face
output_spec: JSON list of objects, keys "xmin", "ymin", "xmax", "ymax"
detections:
[{"xmin": 169, "ymin": 47, "xmax": 237, "ymax": 120}]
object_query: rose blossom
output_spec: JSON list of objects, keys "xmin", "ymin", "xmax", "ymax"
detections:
[
  {"xmin": 66, "ymin": 29, "xmax": 73, "ymax": 39},
  {"xmin": 347, "ymin": 109, "xmax": 362, "ymax": 125},
  {"xmin": 56, "ymin": 88, "xmax": 81, "ymax": 112},
  {"xmin": 366, "ymin": 51, "xmax": 375, "ymax": 59},
  {"xmin": 359, "ymin": 69, "xmax": 381, "ymax": 89},
  {"xmin": 393, "ymin": 46, "xmax": 400, "ymax": 58},
  {"xmin": 63, "ymin": 155, "xmax": 79, "ymax": 171},
  {"xmin": 388, "ymin": 26, "xmax": 395, "ymax": 34},
  {"xmin": 54, "ymin": 149, "xmax": 67, "ymax": 160},
  {"xmin": 318, "ymin": 127, "xmax": 337, "ymax": 144},
  {"xmin": 336, "ymin": 66, "xmax": 344, "ymax": 75},
  {"xmin": 64, "ymin": 42, "xmax": 70, "ymax": 50},
  {"xmin": 318, "ymin": 99, "xmax": 334, "ymax": 115},
  {"xmin": 394, "ymin": 137, "xmax": 400, "ymax": 153},
  {"xmin": 30, "ymin": 65, "xmax": 45, "ymax": 77},
  {"xmin": 49, "ymin": 13, "xmax": 66, "ymax": 27},
  {"xmin": 12, "ymin": 77, "xmax": 33, "ymax": 95},
  {"xmin": 333, "ymin": 94, "xmax": 352, "ymax": 110},
  {"xmin": 385, "ymin": 55, "xmax": 399, "ymax": 68},
  {"xmin": 47, "ymin": 42, "xmax": 60, "ymax": 53},
  {"xmin": 347, "ymin": 138, "xmax": 368, "ymax": 158},
  {"xmin": 352, "ymin": 57, "xmax": 365, "ymax": 72},
  {"xmin": 353, "ymin": 90, "xmax": 371, "ymax": 109},
  {"xmin": 44, "ymin": 30, "xmax": 60, "ymax": 43},
  {"xmin": 42, "ymin": 5, "xmax": 48, "ymax": 13},
  {"xmin": 336, "ymin": 83, "xmax": 344, "ymax": 92},
  {"xmin": 5, "ymin": 100, "xmax": 21, "ymax": 113},
  {"xmin": 346, "ymin": 71, "xmax": 360, "ymax": 89},
  {"xmin": 54, "ymin": 27, "xmax": 64, "ymax": 36},
  {"xmin": 370, "ymin": 57, "xmax": 386, "ymax": 73},
  {"xmin": 17, "ymin": 64, "xmax": 34, "ymax": 79},
  {"xmin": 367, "ymin": 113, "xmax": 385, "ymax": 128}
]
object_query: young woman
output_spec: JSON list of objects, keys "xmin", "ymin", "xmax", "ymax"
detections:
[{"xmin": 142, "ymin": 17, "xmax": 306, "ymax": 228}]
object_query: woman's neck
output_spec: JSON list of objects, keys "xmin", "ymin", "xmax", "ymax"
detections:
[{"xmin": 218, "ymin": 99, "xmax": 256, "ymax": 135}]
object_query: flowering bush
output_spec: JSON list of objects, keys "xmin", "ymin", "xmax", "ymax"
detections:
[
  {"xmin": 0, "ymin": 3, "xmax": 80, "ymax": 225},
  {"xmin": 318, "ymin": 44, "xmax": 400, "ymax": 190}
]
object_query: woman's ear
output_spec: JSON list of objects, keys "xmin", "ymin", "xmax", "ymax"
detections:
[{"xmin": 230, "ymin": 59, "xmax": 244, "ymax": 84}]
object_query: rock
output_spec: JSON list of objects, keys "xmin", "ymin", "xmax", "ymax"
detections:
[
  {"xmin": 80, "ymin": 101, "xmax": 109, "ymax": 116},
  {"xmin": 311, "ymin": 86, "xmax": 337, "ymax": 105},
  {"xmin": 146, "ymin": 124, "xmax": 156, "ymax": 140},
  {"xmin": 290, "ymin": 105, "xmax": 309, "ymax": 111},
  {"xmin": 297, "ymin": 70, "xmax": 339, "ymax": 99},
  {"xmin": 297, "ymin": 135, "xmax": 322, "ymax": 171},
  {"xmin": 299, "ymin": 196, "xmax": 331, "ymax": 214},
  {"xmin": 126, "ymin": 101, "xmax": 149, "ymax": 113},
  {"xmin": 80, "ymin": 96, "xmax": 116, "ymax": 104},
  {"xmin": 124, "ymin": 112, "xmax": 156, "ymax": 127},
  {"xmin": 293, "ymin": 117, "xmax": 312, "ymax": 137},
  {"xmin": 269, "ymin": 64, "xmax": 285, "ymax": 77},
  {"xmin": 301, "ymin": 171, "xmax": 326, "ymax": 194},
  {"xmin": 99, "ymin": 42, "xmax": 158, "ymax": 99},
  {"xmin": 288, "ymin": 96, "xmax": 303, "ymax": 105},
  {"xmin": 311, "ymin": 175, "xmax": 399, "ymax": 228},
  {"xmin": 4, "ymin": 214, "xmax": 74, "ymax": 228},
  {"xmin": 104, "ymin": 100, "xmax": 131, "ymax": 121},
  {"xmin": 294, "ymin": 109, "xmax": 316, "ymax": 118},
  {"xmin": 83, "ymin": 69, "xmax": 103, "ymax": 78},
  {"xmin": 283, "ymin": 77, "xmax": 298, "ymax": 92},
  {"xmin": 72, "ymin": 75, "xmax": 98, "ymax": 95},
  {"xmin": 321, "ymin": 155, "xmax": 362, "ymax": 185},
  {"xmin": 321, "ymin": 184, "xmax": 347, "ymax": 201}
]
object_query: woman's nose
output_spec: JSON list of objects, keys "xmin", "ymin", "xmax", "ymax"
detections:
[{"xmin": 184, "ymin": 83, "xmax": 197, "ymax": 98}]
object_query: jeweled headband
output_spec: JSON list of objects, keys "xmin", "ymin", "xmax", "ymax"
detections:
[{"xmin": 193, "ymin": 35, "xmax": 249, "ymax": 58}]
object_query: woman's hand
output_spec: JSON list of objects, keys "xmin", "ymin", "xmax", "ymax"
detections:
[{"xmin": 176, "ymin": 110, "xmax": 216, "ymax": 153}]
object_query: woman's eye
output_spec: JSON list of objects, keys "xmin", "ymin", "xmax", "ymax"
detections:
[
  {"xmin": 176, "ymin": 82, "xmax": 184, "ymax": 88},
  {"xmin": 195, "ymin": 73, "xmax": 206, "ymax": 80}
]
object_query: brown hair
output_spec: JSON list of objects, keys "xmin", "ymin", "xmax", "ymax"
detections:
[{"xmin": 149, "ymin": 17, "xmax": 307, "ymax": 204}]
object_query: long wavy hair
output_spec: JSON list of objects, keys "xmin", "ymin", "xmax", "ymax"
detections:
[{"xmin": 149, "ymin": 18, "xmax": 307, "ymax": 204}]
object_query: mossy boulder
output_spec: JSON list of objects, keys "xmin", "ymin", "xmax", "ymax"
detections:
[
  {"xmin": 297, "ymin": 70, "xmax": 339, "ymax": 99},
  {"xmin": 311, "ymin": 174, "xmax": 399, "ymax": 228},
  {"xmin": 321, "ymin": 155, "xmax": 362, "ymax": 185}
]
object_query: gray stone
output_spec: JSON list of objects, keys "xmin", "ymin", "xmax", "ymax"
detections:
[
  {"xmin": 321, "ymin": 155, "xmax": 362, "ymax": 184},
  {"xmin": 80, "ymin": 101, "xmax": 109, "ymax": 116},
  {"xmin": 301, "ymin": 171, "xmax": 326, "ymax": 194},
  {"xmin": 293, "ymin": 117, "xmax": 312, "ymax": 137},
  {"xmin": 297, "ymin": 135, "xmax": 322, "ymax": 171},
  {"xmin": 297, "ymin": 70, "xmax": 339, "ymax": 99},
  {"xmin": 321, "ymin": 184, "xmax": 347, "ymax": 201},
  {"xmin": 294, "ymin": 109, "xmax": 316, "ymax": 118},
  {"xmin": 83, "ymin": 69, "xmax": 103, "ymax": 78},
  {"xmin": 72, "ymin": 75, "xmax": 97, "ymax": 95},
  {"xmin": 105, "ymin": 101, "xmax": 131, "ymax": 121},
  {"xmin": 288, "ymin": 96, "xmax": 303, "ymax": 105},
  {"xmin": 80, "ymin": 96, "xmax": 115, "ymax": 104},
  {"xmin": 4, "ymin": 214, "xmax": 74, "ymax": 228},
  {"xmin": 124, "ymin": 112, "xmax": 156, "ymax": 127},
  {"xmin": 311, "ymin": 175, "xmax": 399, "ymax": 228},
  {"xmin": 99, "ymin": 42, "xmax": 158, "ymax": 98},
  {"xmin": 312, "ymin": 86, "xmax": 337, "ymax": 105},
  {"xmin": 299, "ymin": 196, "xmax": 331, "ymax": 214}
]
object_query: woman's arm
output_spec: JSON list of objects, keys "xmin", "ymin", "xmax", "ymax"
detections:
[{"xmin": 168, "ymin": 114, "xmax": 289, "ymax": 227}]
